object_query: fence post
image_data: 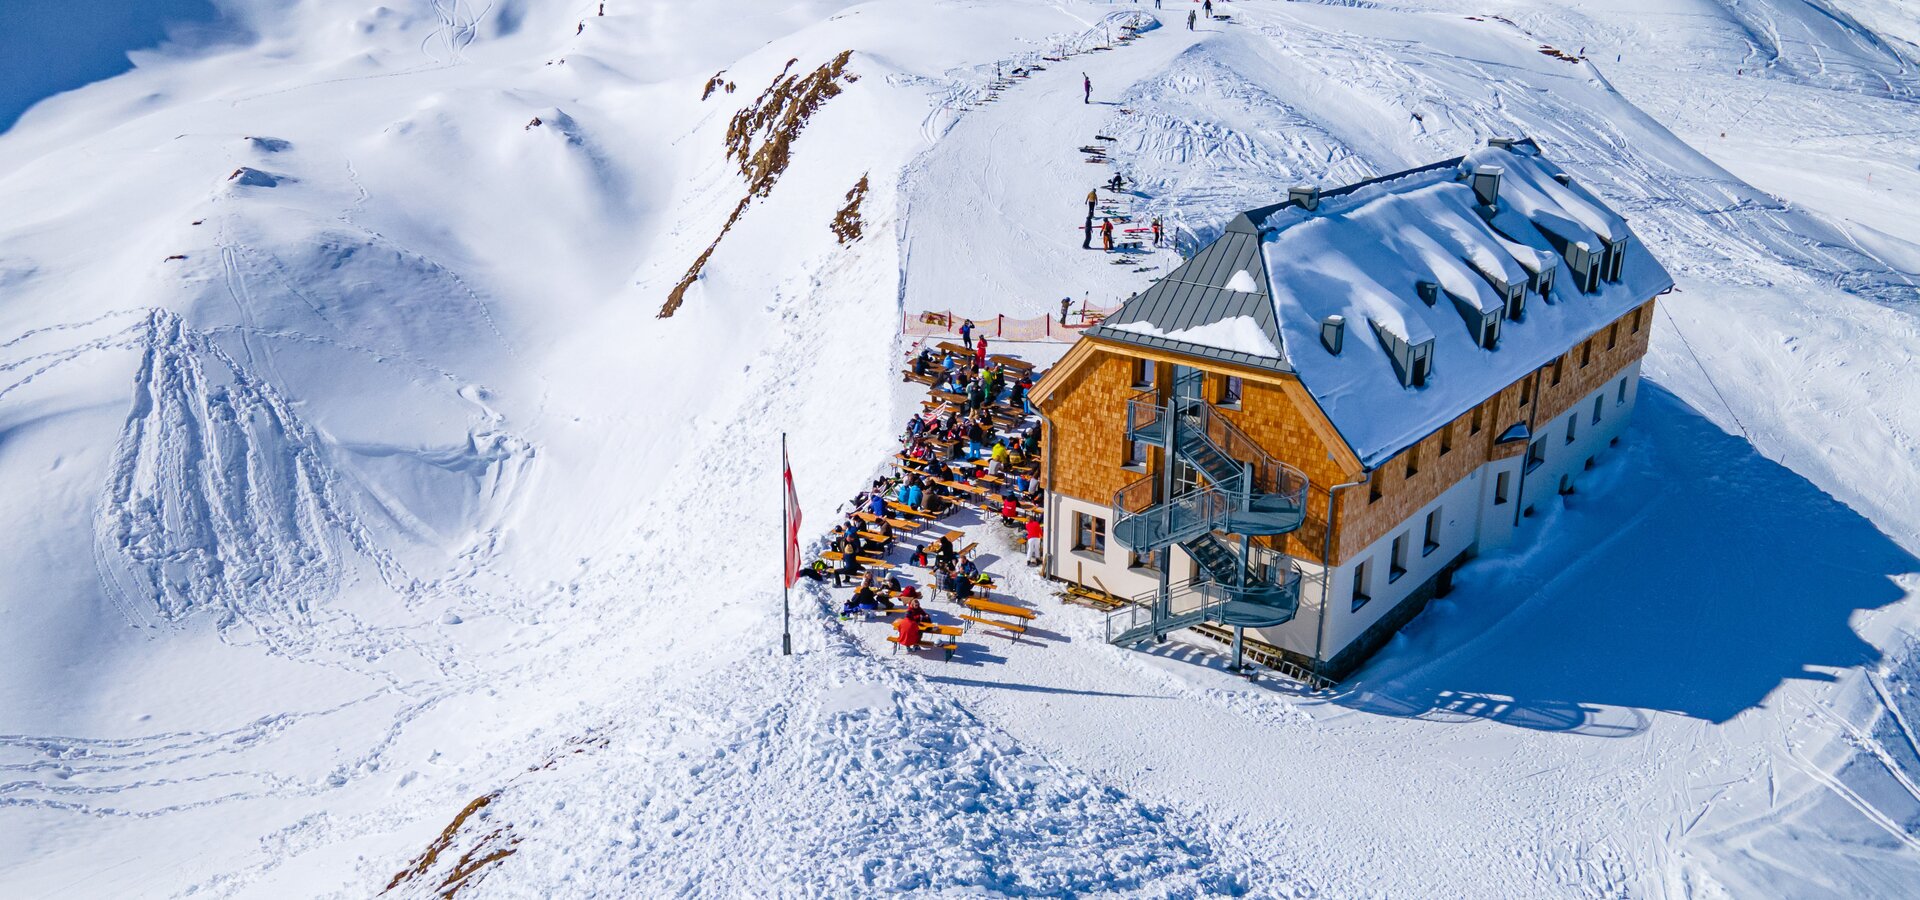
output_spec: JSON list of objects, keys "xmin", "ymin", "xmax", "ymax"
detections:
[
  {"xmin": 997, "ymin": 314, "xmax": 1003, "ymax": 337},
  {"xmin": 1045, "ymin": 316, "xmax": 1051, "ymax": 338}
]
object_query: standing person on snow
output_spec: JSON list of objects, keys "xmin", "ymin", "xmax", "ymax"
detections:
[
  {"xmin": 1101, "ymin": 218, "xmax": 1115, "ymax": 251},
  {"xmin": 959, "ymin": 318, "xmax": 974, "ymax": 346},
  {"xmin": 1203, "ymin": 0, "xmax": 1213, "ymax": 19},
  {"xmin": 1152, "ymin": 216, "xmax": 1164, "ymax": 247},
  {"xmin": 1082, "ymin": 73, "xmax": 1091, "ymax": 104},
  {"xmin": 975, "ymin": 335, "xmax": 988, "ymax": 368},
  {"xmin": 1060, "ymin": 296, "xmax": 1072, "ymax": 324},
  {"xmin": 1025, "ymin": 516, "xmax": 1043, "ymax": 566},
  {"xmin": 1084, "ymin": 189, "xmax": 1098, "ymax": 249},
  {"xmin": 1187, "ymin": 10, "xmax": 1196, "ymax": 29}
]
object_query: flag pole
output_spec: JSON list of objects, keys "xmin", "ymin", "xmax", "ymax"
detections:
[{"xmin": 782, "ymin": 432, "xmax": 793, "ymax": 656}]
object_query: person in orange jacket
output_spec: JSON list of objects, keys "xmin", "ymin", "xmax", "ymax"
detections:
[{"xmin": 1101, "ymin": 218, "xmax": 1115, "ymax": 251}]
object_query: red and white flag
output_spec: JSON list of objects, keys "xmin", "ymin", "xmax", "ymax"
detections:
[{"xmin": 782, "ymin": 445, "xmax": 802, "ymax": 588}]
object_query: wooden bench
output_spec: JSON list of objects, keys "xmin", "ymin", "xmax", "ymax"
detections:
[
  {"xmin": 964, "ymin": 598, "xmax": 1037, "ymax": 620},
  {"xmin": 959, "ymin": 613, "xmax": 1027, "ymax": 637},
  {"xmin": 888, "ymin": 635, "xmax": 958, "ymax": 661},
  {"xmin": 903, "ymin": 370, "xmax": 938, "ymax": 385},
  {"xmin": 820, "ymin": 550, "xmax": 894, "ymax": 569},
  {"xmin": 988, "ymin": 354, "xmax": 1033, "ymax": 371}
]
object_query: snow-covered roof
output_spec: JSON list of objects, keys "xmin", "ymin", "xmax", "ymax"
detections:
[{"xmin": 1088, "ymin": 139, "xmax": 1674, "ymax": 468}]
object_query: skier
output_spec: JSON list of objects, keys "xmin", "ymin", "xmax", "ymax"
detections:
[
  {"xmin": 1187, "ymin": 10, "xmax": 1196, "ymax": 29},
  {"xmin": 1202, "ymin": 0, "xmax": 1213, "ymax": 19},
  {"xmin": 1086, "ymin": 188, "xmax": 1098, "ymax": 219},
  {"xmin": 1060, "ymin": 296, "xmax": 1072, "ymax": 324},
  {"xmin": 1101, "ymin": 218, "xmax": 1115, "ymax": 251},
  {"xmin": 1152, "ymin": 216, "xmax": 1163, "ymax": 247},
  {"xmin": 1083, "ymin": 73, "xmax": 1091, "ymax": 104}
]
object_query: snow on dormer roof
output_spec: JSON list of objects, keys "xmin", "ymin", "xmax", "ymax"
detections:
[{"xmin": 1089, "ymin": 139, "xmax": 1673, "ymax": 468}]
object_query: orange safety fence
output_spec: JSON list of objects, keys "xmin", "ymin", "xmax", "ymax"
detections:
[{"xmin": 903, "ymin": 305, "xmax": 1121, "ymax": 343}]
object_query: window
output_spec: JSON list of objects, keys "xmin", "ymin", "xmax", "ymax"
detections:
[
  {"xmin": 1074, "ymin": 513, "xmax": 1106, "ymax": 557},
  {"xmin": 1495, "ymin": 470, "xmax": 1511, "ymax": 504},
  {"xmin": 1580, "ymin": 339, "xmax": 1592, "ymax": 369},
  {"xmin": 1520, "ymin": 378, "xmax": 1533, "ymax": 408},
  {"xmin": 1470, "ymin": 402, "xmax": 1484, "ymax": 435},
  {"xmin": 1389, "ymin": 534, "xmax": 1409, "ymax": 582},
  {"xmin": 1617, "ymin": 377, "xmax": 1629, "ymax": 405},
  {"xmin": 1124, "ymin": 438, "xmax": 1149, "ymax": 470},
  {"xmin": 1128, "ymin": 549, "xmax": 1157, "ymax": 571},
  {"xmin": 1439, "ymin": 423, "xmax": 1453, "ymax": 456},
  {"xmin": 1220, "ymin": 375, "xmax": 1243, "ymax": 407},
  {"xmin": 1368, "ymin": 477, "xmax": 1382, "ymax": 504},
  {"xmin": 1566, "ymin": 415, "xmax": 1578, "ymax": 445},
  {"xmin": 1559, "ymin": 474, "xmax": 1573, "ymax": 495},
  {"xmin": 1631, "ymin": 307, "xmax": 1643, "ymax": 333},
  {"xmin": 1592, "ymin": 395, "xmax": 1603, "ymax": 425},
  {"xmin": 1607, "ymin": 322, "xmax": 1618, "ymax": 350},
  {"xmin": 1526, "ymin": 438, "xmax": 1546, "ymax": 473},
  {"xmin": 1423, "ymin": 508, "xmax": 1441, "ymax": 555},
  {"xmin": 1405, "ymin": 446, "xmax": 1419, "ymax": 479},
  {"xmin": 1410, "ymin": 349, "xmax": 1431, "ymax": 388},
  {"xmin": 1131, "ymin": 358, "xmax": 1154, "ymax": 388},
  {"xmin": 1351, "ymin": 561, "xmax": 1372, "ymax": 611},
  {"xmin": 1551, "ymin": 358, "xmax": 1564, "ymax": 387}
]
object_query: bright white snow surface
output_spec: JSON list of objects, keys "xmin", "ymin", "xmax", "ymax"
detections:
[
  {"xmin": 1108, "ymin": 314, "xmax": 1280, "ymax": 357},
  {"xmin": 2, "ymin": 0, "xmax": 1920, "ymax": 897}
]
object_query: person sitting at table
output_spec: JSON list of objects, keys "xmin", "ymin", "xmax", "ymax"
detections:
[
  {"xmin": 893, "ymin": 613, "xmax": 922, "ymax": 649},
  {"xmin": 934, "ymin": 535, "xmax": 957, "ymax": 572},
  {"xmin": 867, "ymin": 519, "xmax": 895, "ymax": 554},
  {"xmin": 902, "ymin": 595, "xmax": 931, "ymax": 626},
  {"xmin": 842, "ymin": 582, "xmax": 885, "ymax": 618},
  {"xmin": 999, "ymin": 494, "xmax": 1019, "ymax": 527},
  {"xmin": 831, "ymin": 550, "xmax": 861, "ymax": 588}
]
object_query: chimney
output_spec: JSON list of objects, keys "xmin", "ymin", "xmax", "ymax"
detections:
[
  {"xmin": 1416, "ymin": 281, "xmax": 1439, "ymax": 306},
  {"xmin": 1471, "ymin": 165, "xmax": 1503, "ymax": 208},
  {"xmin": 1320, "ymin": 315, "xmax": 1345, "ymax": 355},
  {"xmin": 1488, "ymin": 136, "xmax": 1518, "ymax": 150},
  {"xmin": 1289, "ymin": 184, "xmax": 1320, "ymax": 212}
]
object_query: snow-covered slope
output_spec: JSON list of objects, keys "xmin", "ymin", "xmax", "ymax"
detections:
[{"xmin": 2, "ymin": 0, "xmax": 1918, "ymax": 896}]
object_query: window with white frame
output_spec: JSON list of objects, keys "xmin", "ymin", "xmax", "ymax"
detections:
[
  {"xmin": 1423, "ymin": 508, "xmax": 1441, "ymax": 555},
  {"xmin": 1351, "ymin": 560, "xmax": 1372, "ymax": 611},
  {"xmin": 1389, "ymin": 533, "xmax": 1408, "ymax": 582}
]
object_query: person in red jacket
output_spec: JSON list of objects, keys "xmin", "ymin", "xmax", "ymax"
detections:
[
  {"xmin": 974, "ymin": 336, "xmax": 988, "ymax": 367},
  {"xmin": 1025, "ymin": 516, "xmax": 1043, "ymax": 566},
  {"xmin": 1000, "ymin": 494, "xmax": 1019, "ymax": 527},
  {"xmin": 893, "ymin": 614, "xmax": 922, "ymax": 649}
]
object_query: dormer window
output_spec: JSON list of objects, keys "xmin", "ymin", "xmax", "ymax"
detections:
[
  {"xmin": 1604, "ymin": 236, "xmax": 1628, "ymax": 282},
  {"xmin": 1371, "ymin": 318, "xmax": 1433, "ymax": 388},
  {"xmin": 1505, "ymin": 283, "xmax": 1525, "ymax": 321}
]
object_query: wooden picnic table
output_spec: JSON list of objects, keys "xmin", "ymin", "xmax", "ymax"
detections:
[
  {"xmin": 965, "ymin": 598, "xmax": 1037, "ymax": 620},
  {"xmin": 935, "ymin": 341, "xmax": 972, "ymax": 357},
  {"xmin": 988, "ymin": 355, "xmax": 1034, "ymax": 371},
  {"xmin": 855, "ymin": 511, "xmax": 922, "ymax": 531},
  {"xmin": 887, "ymin": 500, "xmax": 932, "ymax": 518}
]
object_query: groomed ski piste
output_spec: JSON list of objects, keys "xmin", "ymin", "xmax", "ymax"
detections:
[{"xmin": 2, "ymin": 0, "xmax": 1919, "ymax": 896}]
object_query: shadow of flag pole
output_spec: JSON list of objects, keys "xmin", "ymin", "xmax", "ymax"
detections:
[{"xmin": 782, "ymin": 433, "xmax": 798, "ymax": 656}]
